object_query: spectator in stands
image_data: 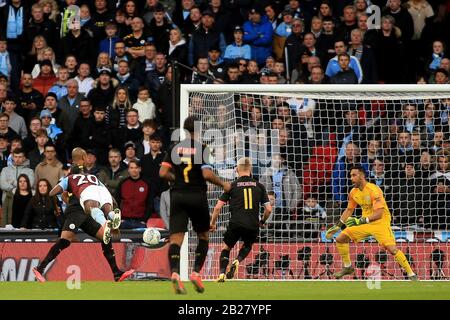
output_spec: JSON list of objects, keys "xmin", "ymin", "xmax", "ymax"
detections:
[
  {"xmin": 48, "ymin": 67, "xmax": 70, "ymax": 100},
  {"xmin": 61, "ymin": 16, "xmax": 95, "ymax": 66},
  {"xmin": 406, "ymin": 0, "xmax": 434, "ymax": 42},
  {"xmin": 31, "ymin": 47, "xmax": 59, "ymax": 79},
  {"xmin": 33, "ymin": 60, "xmax": 57, "ymax": 96},
  {"xmin": 428, "ymin": 152, "xmax": 450, "ymax": 229},
  {"xmin": 398, "ymin": 104, "xmax": 421, "ymax": 134},
  {"xmin": 66, "ymin": 98, "xmax": 94, "ymax": 152},
  {"xmin": 191, "ymin": 56, "xmax": 215, "ymax": 84},
  {"xmin": 243, "ymin": 6, "xmax": 273, "ymax": 67},
  {"xmin": 122, "ymin": 140, "xmax": 139, "ymax": 166},
  {"xmin": 330, "ymin": 52, "xmax": 359, "ymax": 84},
  {"xmin": 132, "ymin": 87, "xmax": 156, "ymax": 122},
  {"xmin": 107, "ymin": 86, "xmax": 131, "ymax": 131},
  {"xmin": 418, "ymin": 149, "xmax": 434, "ymax": 179},
  {"xmin": 58, "ymin": 79, "xmax": 85, "ymax": 131},
  {"xmin": 145, "ymin": 52, "xmax": 167, "ymax": 93},
  {"xmin": 95, "ymin": 52, "xmax": 114, "ymax": 78},
  {"xmin": 28, "ymin": 129, "xmax": 48, "ymax": 170},
  {"xmin": 260, "ymin": 153, "xmax": 300, "ymax": 217},
  {"xmin": 316, "ymin": 16, "xmax": 336, "ymax": 66},
  {"xmin": 326, "ymin": 40, "xmax": 363, "ymax": 83},
  {"xmin": 115, "ymin": 59, "xmax": 139, "ymax": 102},
  {"xmin": 62, "ymin": 55, "xmax": 78, "ymax": 78},
  {"xmin": 85, "ymin": 149, "xmax": 101, "ymax": 176},
  {"xmin": 284, "ymin": 17, "xmax": 304, "ymax": 76},
  {"xmin": 224, "ymin": 26, "xmax": 251, "ymax": 64},
  {"xmin": 373, "ymin": 15, "xmax": 405, "ymax": 84},
  {"xmin": 394, "ymin": 160, "xmax": 426, "ymax": 226},
  {"xmin": 43, "ymin": 92, "xmax": 71, "ymax": 145},
  {"xmin": 172, "ymin": 0, "xmax": 195, "ymax": 35},
  {"xmin": 368, "ymin": 157, "xmax": 394, "ymax": 200},
  {"xmin": 74, "ymin": 63, "xmax": 94, "ymax": 96},
  {"xmin": 0, "ymin": 38, "xmax": 11, "ymax": 79},
  {"xmin": 11, "ymin": 173, "xmax": 33, "ymax": 228},
  {"xmin": 420, "ymin": 102, "xmax": 441, "ymax": 142},
  {"xmin": 123, "ymin": 17, "xmax": 149, "ymax": 60},
  {"xmin": 300, "ymin": 196, "xmax": 327, "ymax": 231},
  {"xmin": 434, "ymin": 69, "xmax": 449, "ymax": 84},
  {"xmin": 0, "ymin": 112, "xmax": 19, "ymax": 143},
  {"xmin": 336, "ymin": 5, "xmax": 358, "ymax": 43},
  {"xmin": 17, "ymin": 73, "xmax": 43, "ymax": 124},
  {"xmin": 148, "ymin": 4, "xmax": 173, "ymax": 54},
  {"xmin": 272, "ymin": 10, "xmax": 294, "ymax": 60},
  {"xmin": 88, "ymin": 68, "xmax": 117, "ymax": 109},
  {"xmin": 99, "ymin": 22, "xmax": 120, "ymax": 59},
  {"xmin": 2, "ymin": 96, "xmax": 27, "ymax": 139},
  {"xmin": 188, "ymin": 9, "xmax": 226, "ymax": 66},
  {"xmin": 241, "ymin": 59, "xmax": 260, "ymax": 84},
  {"xmin": 363, "ymin": 138, "xmax": 382, "ymax": 164},
  {"xmin": 0, "ymin": 148, "xmax": 35, "ymax": 226},
  {"xmin": 117, "ymin": 159, "xmax": 151, "ymax": 229},
  {"xmin": 23, "ymin": 35, "xmax": 46, "ymax": 75},
  {"xmin": 426, "ymin": 40, "xmax": 446, "ymax": 73},
  {"xmin": 332, "ymin": 142, "xmax": 368, "ymax": 204},
  {"xmin": 99, "ymin": 148, "xmax": 128, "ymax": 196},
  {"xmin": 348, "ymin": 28, "xmax": 377, "ymax": 83},
  {"xmin": 383, "ymin": 0, "xmax": 414, "ymax": 44},
  {"xmin": 22, "ymin": 117, "xmax": 42, "ymax": 154},
  {"xmin": 122, "ymin": 108, "xmax": 143, "ymax": 145},
  {"xmin": 21, "ymin": 178, "xmax": 59, "ymax": 229},
  {"xmin": 224, "ymin": 63, "xmax": 241, "ymax": 84},
  {"xmin": 167, "ymin": 27, "xmax": 188, "ymax": 67},
  {"xmin": 141, "ymin": 133, "xmax": 167, "ymax": 215},
  {"xmin": 429, "ymin": 128, "xmax": 445, "ymax": 155},
  {"xmin": 337, "ymin": 109, "xmax": 366, "ymax": 152},
  {"xmin": 208, "ymin": 46, "xmax": 225, "ymax": 80},
  {"xmin": 34, "ymin": 142, "xmax": 63, "ymax": 189}
]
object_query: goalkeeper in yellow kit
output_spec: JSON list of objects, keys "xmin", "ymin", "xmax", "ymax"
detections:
[{"xmin": 326, "ymin": 165, "xmax": 417, "ymax": 280}]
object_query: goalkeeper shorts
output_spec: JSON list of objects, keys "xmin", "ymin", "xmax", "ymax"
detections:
[{"xmin": 342, "ymin": 223, "xmax": 396, "ymax": 247}]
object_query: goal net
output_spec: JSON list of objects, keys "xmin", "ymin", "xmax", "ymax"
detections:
[{"xmin": 180, "ymin": 84, "xmax": 450, "ymax": 281}]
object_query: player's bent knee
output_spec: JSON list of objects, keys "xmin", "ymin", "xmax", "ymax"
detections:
[
  {"xmin": 336, "ymin": 233, "xmax": 350, "ymax": 243},
  {"xmin": 197, "ymin": 232, "xmax": 209, "ymax": 241}
]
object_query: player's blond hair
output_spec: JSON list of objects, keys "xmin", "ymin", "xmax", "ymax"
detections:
[
  {"xmin": 72, "ymin": 147, "xmax": 87, "ymax": 165},
  {"xmin": 237, "ymin": 157, "xmax": 252, "ymax": 172}
]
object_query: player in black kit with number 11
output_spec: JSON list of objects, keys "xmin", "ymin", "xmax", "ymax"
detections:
[
  {"xmin": 210, "ymin": 157, "xmax": 272, "ymax": 282},
  {"xmin": 160, "ymin": 116, "xmax": 231, "ymax": 294}
]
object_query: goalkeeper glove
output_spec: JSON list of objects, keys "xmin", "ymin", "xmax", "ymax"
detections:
[
  {"xmin": 325, "ymin": 219, "xmax": 345, "ymax": 240},
  {"xmin": 345, "ymin": 217, "xmax": 369, "ymax": 227}
]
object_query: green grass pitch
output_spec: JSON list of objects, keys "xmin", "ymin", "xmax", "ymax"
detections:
[{"xmin": 0, "ymin": 281, "xmax": 449, "ymax": 300}]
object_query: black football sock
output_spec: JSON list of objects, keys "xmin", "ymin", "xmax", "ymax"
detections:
[
  {"xmin": 101, "ymin": 242, "xmax": 121, "ymax": 276},
  {"xmin": 193, "ymin": 239, "xmax": 209, "ymax": 273},
  {"xmin": 37, "ymin": 238, "xmax": 71, "ymax": 272},
  {"xmin": 219, "ymin": 249, "xmax": 230, "ymax": 274},
  {"xmin": 169, "ymin": 244, "xmax": 181, "ymax": 274},
  {"xmin": 237, "ymin": 244, "xmax": 252, "ymax": 262}
]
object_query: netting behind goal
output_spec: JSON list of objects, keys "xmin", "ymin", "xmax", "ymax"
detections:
[{"xmin": 183, "ymin": 85, "xmax": 450, "ymax": 280}]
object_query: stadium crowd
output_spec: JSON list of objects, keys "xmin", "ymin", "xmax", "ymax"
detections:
[{"xmin": 0, "ymin": 0, "xmax": 449, "ymax": 234}]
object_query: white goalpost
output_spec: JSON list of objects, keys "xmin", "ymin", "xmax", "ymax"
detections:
[{"xmin": 179, "ymin": 84, "xmax": 450, "ymax": 281}]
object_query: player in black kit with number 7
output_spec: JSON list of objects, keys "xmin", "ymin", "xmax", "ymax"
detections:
[
  {"xmin": 210, "ymin": 157, "xmax": 272, "ymax": 282},
  {"xmin": 160, "ymin": 116, "xmax": 231, "ymax": 294}
]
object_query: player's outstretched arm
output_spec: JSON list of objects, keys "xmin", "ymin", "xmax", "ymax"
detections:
[
  {"xmin": 260, "ymin": 203, "xmax": 273, "ymax": 227},
  {"xmin": 326, "ymin": 207, "xmax": 354, "ymax": 239},
  {"xmin": 202, "ymin": 168, "xmax": 229, "ymax": 190},
  {"xmin": 49, "ymin": 184, "xmax": 63, "ymax": 197},
  {"xmin": 159, "ymin": 164, "xmax": 175, "ymax": 182},
  {"xmin": 210, "ymin": 200, "xmax": 226, "ymax": 231}
]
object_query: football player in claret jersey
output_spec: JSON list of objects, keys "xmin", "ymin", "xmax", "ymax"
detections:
[
  {"xmin": 210, "ymin": 157, "xmax": 272, "ymax": 282},
  {"xmin": 32, "ymin": 164, "xmax": 134, "ymax": 283},
  {"xmin": 159, "ymin": 116, "xmax": 231, "ymax": 294},
  {"xmin": 326, "ymin": 165, "xmax": 417, "ymax": 280}
]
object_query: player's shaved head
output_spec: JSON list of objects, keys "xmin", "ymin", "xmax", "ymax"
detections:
[
  {"xmin": 237, "ymin": 157, "xmax": 252, "ymax": 175},
  {"xmin": 72, "ymin": 147, "xmax": 87, "ymax": 165}
]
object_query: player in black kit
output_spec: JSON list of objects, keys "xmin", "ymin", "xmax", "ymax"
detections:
[
  {"xmin": 210, "ymin": 157, "xmax": 272, "ymax": 282},
  {"xmin": 160, "ymin": 116, "xmax": 230, "ymax": 294}
]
